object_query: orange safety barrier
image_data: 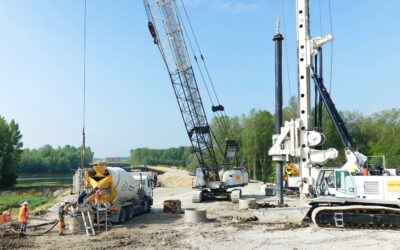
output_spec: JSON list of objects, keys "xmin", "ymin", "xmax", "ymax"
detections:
[{"xmin": 0, "ymin": 212, "xmax": 12, "ymax": 225}]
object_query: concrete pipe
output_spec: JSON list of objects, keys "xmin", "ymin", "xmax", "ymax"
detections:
[
  {"xmin": 238, "ymin": 198, "xmax": 256, "ymax": 210},
  {"xmin": 184, "ymin": 208, "xmax": 207, "ymax": 223}
]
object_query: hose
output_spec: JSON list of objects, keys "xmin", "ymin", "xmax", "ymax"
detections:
[{"xmin": 10, "ymin": 219, "xmax": 59, "ymax": 237}]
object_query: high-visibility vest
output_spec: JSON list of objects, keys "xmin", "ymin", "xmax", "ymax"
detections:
[{"xmin": 18, "ymin": 206, "xmax": 27, "ymax": 223}]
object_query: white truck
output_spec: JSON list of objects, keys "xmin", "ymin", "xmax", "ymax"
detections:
[{"xmin": 82, "ymin": 166, "xmax": 153, "ymax": 223}]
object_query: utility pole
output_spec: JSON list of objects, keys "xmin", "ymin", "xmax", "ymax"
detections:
[{"xmin": 273, "ymin": 19, "xmax": 284, "ymax": 205}]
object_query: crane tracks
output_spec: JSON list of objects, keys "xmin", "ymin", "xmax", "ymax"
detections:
[{"xmin": 311, "ymin": 205, "xmax": 400, "ymax": 229}]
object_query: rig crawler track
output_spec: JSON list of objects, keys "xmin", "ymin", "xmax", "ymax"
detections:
[{"xmin": 311, "ymin": 205, "xmax": 400, "ymax": 229}]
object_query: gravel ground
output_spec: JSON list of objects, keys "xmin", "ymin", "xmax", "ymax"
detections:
[{"xmin": 2, "ymin": 170, "xmax": 400, "ymax": 250}]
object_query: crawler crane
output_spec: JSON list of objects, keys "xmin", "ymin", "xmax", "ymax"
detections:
[{"xmin": 143, "ymin": 0, "xmax": 248, "ymax": 203}]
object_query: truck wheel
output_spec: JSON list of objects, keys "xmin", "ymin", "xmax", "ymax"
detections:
[
  {"xmin": 119, "ymin": 208, "xmax": 126, "ymax": 223},
  {"xmin": 126, "ymin": 205, "xmax": 134, "ymax": 220},
  {"xmin": 145, "ymin": 200, "xmax": 151, "ymax": 213},
  {"xmin": 139, "ymin": 202, "xmax": 145, "ymax": 214}
]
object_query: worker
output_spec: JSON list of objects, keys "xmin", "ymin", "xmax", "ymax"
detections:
[
  {"xmin": 18, "ymin": 201, "xmax": 29, "ymax": 236},
  {"xmin": 375, "ymin": 163, "xmax": 383, "ymax": 175},
  {"xmin": 58, "ymin": 202, "xmax": 69, "ymax": 236},
  {"xmin": 362, "ymin": 165, "xmax": 369, "ymax": 176},
  {"xmin": 68, "ymin": 202, "xmax": 79, "ymax": 234},
  {"xmin": 78, "ymin": 189, "xmax": 87, "ymax": 204},
  {"xmin": 94, "ymin": 187, "xmax": 102, "ymax": 207}
]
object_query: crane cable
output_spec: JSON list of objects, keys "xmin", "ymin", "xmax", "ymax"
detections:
[
  {"xmin": 80, "ymin": 0, "xmax": 87, "ymax": 169},
  {"xmin": 172, "ymin": 6, "xmax": 225, "ymax": 155},
  {"xmin": 278, "ymin": 0, "xmax": 293, "ymax": 98},
  {"xmin": 175, "ymin": 6, "xmax": 230, "ymax": 145},
  {"xmin": 317, "ymin": 0, "xmax": 334, "ymax": 94},
  {"xmin": 179, "ymin": 0, "xmax": 233, "ymax": 138},
  {"xmin": 318, "ymin": 0, "xmax": 323, "ymax": 36},
  {"xmin": 177, "ymin": 9, "xmax": 231, "ymax": 144},
  {"xmin": 145, "ymin": 2, "xmax": 224, "ymax": 157}
]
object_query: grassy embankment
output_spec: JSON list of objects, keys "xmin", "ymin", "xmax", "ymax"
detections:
[
  {"xmin": 1, "ymin": 180, "xmax": 70, "ymax": 217},
  {"xmin": 0, "ymin": 195, "xmax": 55, "ymax": 214}
]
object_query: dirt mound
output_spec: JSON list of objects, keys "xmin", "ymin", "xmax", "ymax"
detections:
[
  {"xmin": 158, "ymin": 169, "xmax": 194, "ymax": 188},
  {"xmin": 248, "ymin": 201, "xmax": 289, "ymax": 209},
  {"xmin": 0, "ymin": 224, "xmax": 35, "ymax": 250},
  {"xmin": 220, "ymin": 215, "xmax": 259, "ymax": 223},
  {"xmin": 95, "ymin": 229, "xmax": 188, "ymax": 249}
]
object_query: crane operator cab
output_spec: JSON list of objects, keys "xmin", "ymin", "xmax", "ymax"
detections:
[
  {"xmin": 315, "ymin": 168, "xmax": 400, "ymax": 201},
  {"xmin": 194, "ymin": 167, "xmax": 249, "ymax": 189}
]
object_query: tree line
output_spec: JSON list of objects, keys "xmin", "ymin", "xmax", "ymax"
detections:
[
  {"xmin": 1, "ymin": 116, "xmax": 94, "ymax": 188},
  {"xmin": 19, "ymin": 145, "xmax": 93, "ymax": 174},
  {"xmin": 130, "ymin": 146, "xmax": 195, "ymax": 167},
  {"xmin": 130, "ymin": 97, "xmax": 400, "ymax": 182},
  {"xmin": 1, "ymin": 98, "xmax": 399, "ymax": 187}
]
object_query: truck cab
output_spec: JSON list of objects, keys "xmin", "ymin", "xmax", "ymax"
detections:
[{"xmin": 132, "ymin": 172, "xmax": 154, "ymax": 198}]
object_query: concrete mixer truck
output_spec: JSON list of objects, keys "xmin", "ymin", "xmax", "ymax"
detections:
[{"xmin": 81, "ymin": 165, "xmax": 153, "ymax": 223}]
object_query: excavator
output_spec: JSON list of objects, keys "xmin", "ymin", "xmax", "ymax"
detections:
[
  {"xmin": 143, "ymin": 0, "xmax": 248, "ymax": 203},
  {"xmin": 269, "ymin": 0, "xmax": 400, "ymax": 228}
]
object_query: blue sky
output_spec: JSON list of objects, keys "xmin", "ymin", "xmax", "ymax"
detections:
[{"xmin": 0, "ymin": 0, "xmax": 399, "ymax": 157}]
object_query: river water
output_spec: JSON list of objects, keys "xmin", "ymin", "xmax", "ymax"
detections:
[{"xmin": 17, "ymin": 174, "xmax": 73, "ymax": 186}]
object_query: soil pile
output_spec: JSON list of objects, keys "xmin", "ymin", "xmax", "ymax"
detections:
[
  {"xmin": 0, "ymin": 224, "xmax": 35, "ymax": 250},
  {"xmin": 158, "ymin": 169, "xmax": 194, "ymax": 188}
]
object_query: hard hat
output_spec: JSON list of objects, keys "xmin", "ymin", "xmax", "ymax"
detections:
[
  {"xmin": 22, "ymin": 201, "xmax": 28, "ymax": 206},
  {"xmin": 60, "ymin": 202, "xmax": 65, "ymax": 206}
]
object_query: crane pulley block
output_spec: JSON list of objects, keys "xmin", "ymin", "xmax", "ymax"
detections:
[
  {"xmin": 211, "ymin": 105, "xmax": 224, "ymax": 112},
  {"xmin": 147, "ymin": 21, "xmax": 158, "ymax": 44}
]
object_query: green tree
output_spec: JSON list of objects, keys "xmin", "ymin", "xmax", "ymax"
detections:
[
  {"xmin": 130, "ymin": 146, "xmax": 193, "ymax": 167},
  {"xmin": 18, "ymin": 145, "xmax": 93, "ymax": 174},
  {"xmin": 283, "ymin": 96, "xmax": 298, "ymax": 121},
  {"xmin": 0, "ymin": 117, "xmax": 23, "ymax": 188},
  {"xmin": 241, "ymin": 109, "xmax": 275, "ymax": 182}
]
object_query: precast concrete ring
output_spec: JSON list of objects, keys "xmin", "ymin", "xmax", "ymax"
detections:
[
  {"xmin": 239, "ymin": 198, "xmax": 256, "ymax": 210},
  {"xmin": 184, "ymin": 208, "xmax": 207, "ymax": 223}
]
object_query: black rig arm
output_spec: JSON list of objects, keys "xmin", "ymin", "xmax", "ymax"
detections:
[{"xmin": 311, "ymin": 71, "xmax": 356, "ymax": 151}]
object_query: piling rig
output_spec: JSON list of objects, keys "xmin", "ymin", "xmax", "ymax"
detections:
[{"xmin": 269, "ymin": 0, "xmax": 400, "ymax": 228}]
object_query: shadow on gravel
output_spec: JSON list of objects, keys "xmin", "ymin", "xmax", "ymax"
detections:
[
  {"xmin": 122, "ymin": 208, "xmax": 182, "ymax": 228},
  {"xmin": 241, "ymin": 194, "xmax": 270, "ymax": 200}
]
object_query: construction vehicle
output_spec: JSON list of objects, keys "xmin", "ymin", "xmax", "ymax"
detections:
[
  {"xmin": 80, "ymin": 165, "xmax": 153, "ymax": 223},
  {"xmin": 143, "ymin": 0, "xmax": 248, "ymax": 203},
  {"xmin": 269, "ymin": 0, "xmax": 400, "ymax": 228}
]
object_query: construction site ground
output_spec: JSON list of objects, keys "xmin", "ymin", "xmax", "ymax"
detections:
[{"xmin": 2, "ymin": 168, "xmax": 400, "ymax": 250}]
